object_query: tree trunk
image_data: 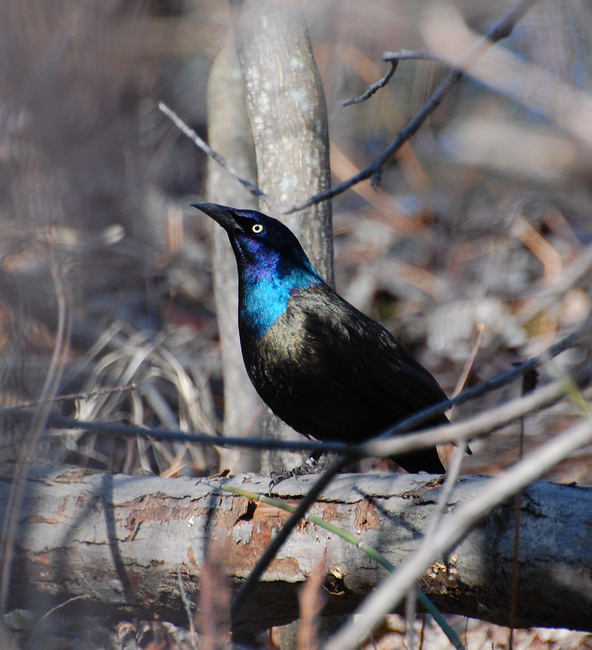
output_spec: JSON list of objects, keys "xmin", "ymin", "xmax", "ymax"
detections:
[
  {"xmin": 206, "ymin": 34, "xmax": 262, "ymax": 474},
  {"xmin": 229, "ymin": 0, "xmax": 333, "ymax": 473},
  {"xmin": 6, "ymin": 464, "xmax": 592, "ymax": 634}
]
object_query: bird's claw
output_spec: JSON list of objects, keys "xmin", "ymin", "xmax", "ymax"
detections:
[{"xmin": 268, "ymin": 455, "xmax": 321, "ymax": 494}]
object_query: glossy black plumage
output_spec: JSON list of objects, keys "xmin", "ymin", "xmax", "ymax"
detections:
[{"xmin": 194, "ymin": 202, "xmax": 447, "ymax": 474}]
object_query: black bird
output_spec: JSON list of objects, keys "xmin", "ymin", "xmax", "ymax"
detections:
[{"xmin": 194, "ymin": 202, "xmax": 446, "ymax": 474}]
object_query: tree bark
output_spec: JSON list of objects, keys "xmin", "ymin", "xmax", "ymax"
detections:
[
  {"xmin": 229, "ymin": 0, "xmax": 333, "ymax": 473},
  {"xmin": 229, "ymin": 0, "xmax": 333, "ymax": 279},
  {"xmin": 206, "ymin": 34, "xmax": 262, "ymax": 474},
  {"xmin": 6, "ymin": 464, "xmax": 592, "ymax": 634}
]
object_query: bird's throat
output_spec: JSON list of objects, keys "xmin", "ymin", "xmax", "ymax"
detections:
[{"xmin": 239, "ymin": 268, "xmax": 320, "ymax": 340}]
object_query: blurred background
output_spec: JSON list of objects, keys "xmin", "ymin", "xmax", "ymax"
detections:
[{"xmin": 1, "ymin": 0, "xmax": 592, "ymax": 646}]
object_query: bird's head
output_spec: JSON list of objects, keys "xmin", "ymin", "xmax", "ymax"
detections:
[{"xmin": 192, "ymin": 202, "xmax": 322, "ymax": 285}]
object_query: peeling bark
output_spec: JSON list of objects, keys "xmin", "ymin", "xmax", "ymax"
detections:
[{"xmin": 3, "ymin": 464, "xmax": 592, "ymax": 633}]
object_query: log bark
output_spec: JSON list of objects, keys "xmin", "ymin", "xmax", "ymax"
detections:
[{"xmin": 4, "ymin": 464, "xmax": 592, "ymax": 633}]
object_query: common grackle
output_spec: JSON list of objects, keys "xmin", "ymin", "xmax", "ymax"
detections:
[{"xmin": 194, "ymin": 202, "xmax": 446, "ymax": 474}]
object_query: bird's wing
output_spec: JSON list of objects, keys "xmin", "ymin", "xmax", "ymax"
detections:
[{"xmin": 290, "ymin": 288, "xmax": 449, "ymax": 426}]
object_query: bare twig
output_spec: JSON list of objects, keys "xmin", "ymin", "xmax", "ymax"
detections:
[
  {"xmin": 509, "ymin": 366, "xmax": 538, "ymax": 648},
  {"xmin": 3, "ymin": 317, "xmax": 587, "ymax": 442},
  {"xmin": 8, "ymin": 384, "xmax": 137, "ymax": 410},
  {"xmin": 1, "ymin": 408, "xmax": 340, "ymax": 453},
  {"xmin": 382, "ymin": 49, "xmax": 444, "ymax": 63},
  {"xmin": 195, "ymin": 554, "xmax": 230, "ymax": 650},
  {"xmin": 287, "ymin": 0, "xmax": 540, "ymax": 213},
  {"xmin": 401, "ymin": 439, "xmax": 468, "ymax": 648},
  {"xmin": 425, "ymin": 443, "xmax": 467, "ymax": 543},
  {"xmin": 297, "ymin": 555, "xmax": 327, "ymax": 650},
  {"xmin": 0, "ymin": 370, "xmax": 585, "ymax": 462},
  {"xmin": 401, "ymin": 324, "xmax": 477, "ymax": 647},
  {"xmin": 0, "ymin": 257, "xmax": 72, "ymax": 620},
  {"xmin": 2, "ymin": 368, "xmax": 589, "ymax": 474},
  {"xmin": 158, "ymin": 101, "xmax": 265, "ymax": 202},
  {"xmin": 26, "ymin": 595, "xmax": 91, "ymax": 650},
  {"xmin": 366, "ymin": 370, "xmax": 590, "ymax": 460},
  {"xmin": 177, "ymin": 567, "xmax": 198, "ymax": 649},
  {"xmin": 229, "ymin": 455, "xmax": 350, "ymax": 624},
  {"xmin": 452, "ymin": 322, "xmax": 485, "ymax": 399},
  {"xmin": 422, "ymin": 5, "xmax": 592, "ymax": 150},
  {"xmin": 342, "ymin": 60, "xmax": 398, "ymax": 106},
  {"xmin": 376, "ymin": 317, "xmax": 591, "ymax": 437}
]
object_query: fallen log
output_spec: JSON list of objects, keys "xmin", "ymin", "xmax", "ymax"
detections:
[{"xmin": 3, "ymin": 464, "xmax": 591, "ymax": 632}]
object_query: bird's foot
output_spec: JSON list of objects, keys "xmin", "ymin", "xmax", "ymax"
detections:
[{"xmin": 268, "ymin": 454, "xmax": 327, "ymax": 493}]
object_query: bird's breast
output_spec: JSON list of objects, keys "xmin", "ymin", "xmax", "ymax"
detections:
[
  {"xmin": 239, "ymin": 286, "xmax": 449, "ymax": 445},
  {"xmin": 239, "ymin": 279, "xmax": 292, "ymax": 340},
  {"xmin": 239, "ymin": 270, "xmax": 320, "ymax": 340}
]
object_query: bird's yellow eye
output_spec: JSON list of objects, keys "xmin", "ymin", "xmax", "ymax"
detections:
[{"xmin": 252, "ymin": 223, "xmax": 264, "ymax": 234}]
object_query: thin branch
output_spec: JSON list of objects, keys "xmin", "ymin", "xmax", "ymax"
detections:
[
  {"xmin": 158, "ymin": 101, "xmax": 266, "ymax": 202},
  {"xmin": 422, "ymin": 6, "xmax": 592, "ymax": 151},
  {"xmin": 1, "ymin": 368, "xmax": 588, "ymax": 474},
  {"xmin": 425, "ymin": 443, "xmax": 467, "ymax": 543},
  {"xmin": 177, "ymin": 567, "xmax": 198, "ymax": 649},
  {"xmin": 287, "ymin": 0, "xmax": 540, "ymax": 213},
  {"xmin": 297, "ymin": 556, "xmax": 326, "ymax": 650},
  {"xmin": 342, "ymin": 60, "xmax": 398, "ymax": 106},
  {"xmin": 325, "ymin": 414, "xmax": 592, "ymax": 650},
  {"xmin": 452, "ymin": 322, "xmax": 485, "ymax": 400},
  {"xmin": 1, "ymin": 409, "xmax": 347, "ymax": 454},
  {"xmin": 0, "ymin": 369, "xmax": 585, "ymax": 461},
  {"xmin": 0, "ymin": 259, "xmax": 73, "ymax": 617},
  {"xmin": 26, "ymin": 595, "xmax": 91, "ymax": 650},
  {"xmin": 405, "ymin": 442, "xmax": 468, "ymax": 650},
  {"xmin": 229, "ymin": 455, "xmax": 350, "ymax": 624},
  {"xmin": 508, "ymin": 370, "xmax": 534, "ymax": 649},
  {"xmin": 7, "ymin": 384, "xmax": 137, "ymax": 410},
  {"xmin": 376, "ymin": 317, "xmax": 591, "ymax": 437},
  {"xmin": 1, "ymin": 320, "xmax": 589, "ymax": 461},
  {"xmin": 365, "ymin": 369, "xmax": 590, "ymax": 460},
  {"xmin": 382, "ymin": 49, "xmax": 444, "ymax": 63}
]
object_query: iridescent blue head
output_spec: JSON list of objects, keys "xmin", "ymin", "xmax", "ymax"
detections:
[{"xmin": 193, "ymin": 202, "xmax": 324, "ymax": 339}]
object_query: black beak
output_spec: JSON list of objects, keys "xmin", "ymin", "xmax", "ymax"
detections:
[{"xmin": 191, "ymin": 202, "xmax": 239, "ymax": 233}]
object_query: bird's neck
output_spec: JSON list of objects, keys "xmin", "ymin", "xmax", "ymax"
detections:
[{"xmin": 238, "ymin": 261, "xmax": 321, "ymax": 340}]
